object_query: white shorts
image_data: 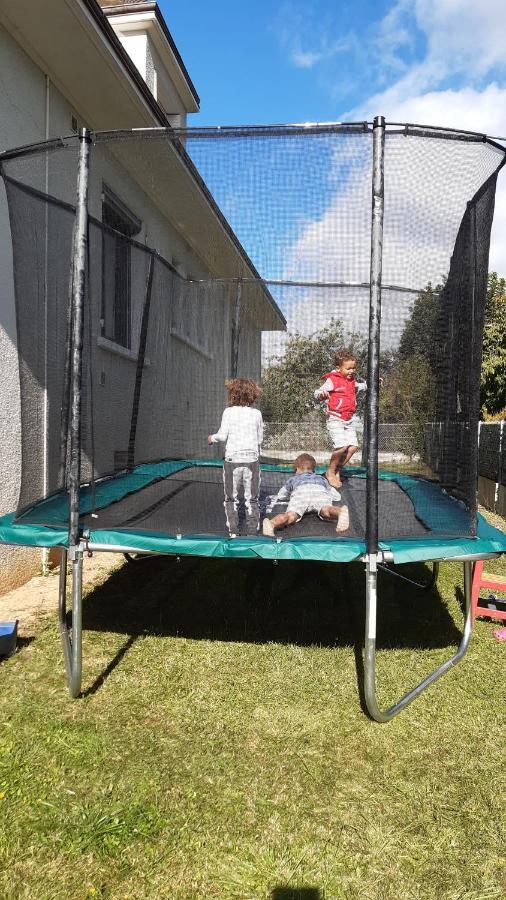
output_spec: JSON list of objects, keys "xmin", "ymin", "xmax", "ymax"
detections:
[
  {"xmin": 287, "ymin": 485, "xmax": 337, "ymax": 520},
  {"xmin": 326, "ymin": 416, "xmax": 358, "ymax": 450}
]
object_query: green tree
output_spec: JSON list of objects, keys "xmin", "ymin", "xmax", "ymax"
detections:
[
  {"xmin": 379, "ymin": 285, "xmax": 441, "ymax": 426},
  {"xmin": 261, "ymin": 319, "xmax": 367, "ymax": 422},
  {"xmin": 397, "ymin": 283, "xmax": 442, "ymax": 368},
  {"xmin": 379, "ymin": 354, "xmax": 435, "ymax": 425},
  {"xmin": 480, "ymin": 272, "xmax": 506, "ymax": 418}
]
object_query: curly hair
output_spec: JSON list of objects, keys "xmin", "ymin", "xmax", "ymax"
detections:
[
  {"xmin": 334, "ymin": 348, "xmax": 356, "ymax": 368},
  {"xmin": 294, "ymin": 453, "xmax": 316, "ymax": 471},
  {"xmin": 225, "ymin": 378, "xmax": 262, "ymax": 407}
]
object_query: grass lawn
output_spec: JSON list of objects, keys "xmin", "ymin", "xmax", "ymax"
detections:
[{"xmin": 0, "ymin": 545, "xmax": 504, "ymax": 899}]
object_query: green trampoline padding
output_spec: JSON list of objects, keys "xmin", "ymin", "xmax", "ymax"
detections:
[{"xmin": 0, "ymin": 459, "xmax": 504, "ymax": 564}]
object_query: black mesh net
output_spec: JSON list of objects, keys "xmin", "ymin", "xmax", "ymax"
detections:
[{"xmin": 1, "ymin": 125, "xmax": 503, "ymax": 543}]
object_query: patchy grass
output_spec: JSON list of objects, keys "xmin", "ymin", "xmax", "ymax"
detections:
[{"xmin": 0, "ymin": 541, "xmax": 504, "ymax": 899}]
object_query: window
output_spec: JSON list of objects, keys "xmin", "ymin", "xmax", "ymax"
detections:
[{"xmin": 101, "ymin": 187, "xmax": 141, "ymax": 349}]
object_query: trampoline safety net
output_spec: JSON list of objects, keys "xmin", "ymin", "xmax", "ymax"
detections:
[{"xmin": 0, "ymin": 123, "xmax": 503, "ymax": 545}]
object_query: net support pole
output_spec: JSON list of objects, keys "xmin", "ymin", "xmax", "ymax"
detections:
[
  {"xmin": 127, "ymin": 252, "xmax": 155, "ymax": 469},
  {"xmin": 468, "ymin": 202, "xmax": 479, "ymax": 535},
  {"xmin": 366, "ymin": 115, "xmax": 385, "ymax": 554},
  {"xmin": 68, "ymin": 128, "xmax": 91, "ymax": 547},
  {"xmin": 63, "ymin": 127, "xmax": 91, "ymax": 699},
  {"xmin": 231, "ymin": 279, "xmax": 242, "ymax": 377},
  {"xmin": 364, "ymin": 559, "xmax": 473, "ymax": 722}
]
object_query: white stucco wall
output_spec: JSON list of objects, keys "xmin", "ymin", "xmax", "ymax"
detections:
[
  {"xmin": 0, "ymin": 25, "xmax": 81, "ymax": 590},
  {"xmin": 111, "ymin": 29, "xmax": 187, "ymax": 125},
  {"xmin": 116, "ymin": 32, "xmax": 148, "ymax": 85},
  {"xmin": 0, "ymin": 22, "xmax": 267, "ymax": 593}
]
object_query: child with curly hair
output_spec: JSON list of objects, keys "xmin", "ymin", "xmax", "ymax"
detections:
[{"xmin": 208, "ymin": 378, "xmax": 263, "ymax": 536}]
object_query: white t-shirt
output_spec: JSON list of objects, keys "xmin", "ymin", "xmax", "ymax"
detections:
[{"xmin": 211, "ymin": 406, "xmax": 263, "ymax": 463}]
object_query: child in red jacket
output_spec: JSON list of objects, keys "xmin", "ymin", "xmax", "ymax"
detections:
[{"xmin": 314, "ymin": 350, "xmax": 367, "ymax": 488}]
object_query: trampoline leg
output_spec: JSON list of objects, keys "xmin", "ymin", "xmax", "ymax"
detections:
[
  {"xmin": 364, "ymin": 557, "xmax": 473, "ymax": 723},
  {"xmin": 58, "ymin": 547, "xmax": 83, "ymax": 698}
]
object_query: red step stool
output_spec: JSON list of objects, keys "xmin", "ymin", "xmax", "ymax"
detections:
[{"xmin": 471, "ymin": 561, "xmax": 506, "ymax": 623}]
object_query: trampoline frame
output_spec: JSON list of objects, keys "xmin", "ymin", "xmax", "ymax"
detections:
[
  {"xmin": 57, "ymin": 539, "xmax": 500, "ymax": 720},
  {"xmin": 2, "ymin": 118, "xmax": 505, "ymax": 720}
]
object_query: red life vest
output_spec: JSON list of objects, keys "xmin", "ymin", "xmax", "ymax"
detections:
[{"xmin": 321, "ymin": 371, "xmax": 357, "ymax": 421}]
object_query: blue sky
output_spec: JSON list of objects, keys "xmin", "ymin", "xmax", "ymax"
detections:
[
  {"xmin": 162, "ymin": 0, "xmax": 408, "ymax": 125},
  {"xmin": 160, "ymin": 0, "xmax": 506, "ymax": 274},
  {"xmin": 161, "ymin": 0, "xmax": 505, "ymax": 128}
]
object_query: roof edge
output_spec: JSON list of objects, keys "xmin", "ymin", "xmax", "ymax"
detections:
[
  {"xmin": 98, "ymin": 2, "xmax": 200, "ymax": 107},
  {"xmin": 81, "ymin": 0, "xmax": 169, "ymax": 126}
]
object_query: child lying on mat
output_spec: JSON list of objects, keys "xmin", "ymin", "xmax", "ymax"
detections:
[{"xmin": 262, "ymin": 453, "xmax": 349, "ymax": 536}]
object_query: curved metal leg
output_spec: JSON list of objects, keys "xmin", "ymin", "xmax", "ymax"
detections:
[
  {"xmin": 58, "ymin": 547, "xmax": 83, "ymax": 698},
  {"xmin": 378, "ymin": 560, "xmax": 439, "ymax": 592},
  {"xmin": 364, "ymin": 557, "xmax": 472, "ymax": 723},
  {"xmin": 123, "ymin": 551, "xmax": 164, "ymax": 563}
]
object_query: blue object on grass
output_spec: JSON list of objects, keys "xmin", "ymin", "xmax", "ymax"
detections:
[{"xmin": 0, "ymin": 621, "xmax": 17, "ymax": 657}]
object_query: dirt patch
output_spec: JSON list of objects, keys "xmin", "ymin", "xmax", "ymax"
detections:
[{"xmin": 0, "ymin": 552, "xmax": 123, "ymax": 637}]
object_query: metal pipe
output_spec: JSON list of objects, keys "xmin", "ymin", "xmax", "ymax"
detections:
[
  {"xmin": 41, "ymin": 75, "xmax": 51, "ymax": 576},
  {"xmin": 366, "ymin": 116, "xmax": 385, "ymax": 553},
  {"xmin": 231, "ymin": 280, "xmax": 242, "ymax": 377},
  {"xmin": 58, "ymin": 548, "xmax": 72, "ymax": 686},
  {"xmin": 69, "ymin": 552, "xmax": 83, "ymax": 698},
  {"xmin": 497, "ymin": 421, "xmax": 505, "ymax": 508},
  {"xmin": 468, "ymin": 202, "xmax": 479, "ymax": 536},
  {"xmin": 58, "ymin": 543, "xmax": 83, "ymax": 698},
  {"xmin": 1, "ymin": 122, "xmax": 504, "ymax": 165},
  {"xmin": 364, "ymin": 558, "xmax": 473, "ymax": 723},
  {"xmin": 378, "ymin": 560, "xmax": 439, "ymax": 591},
  {"xmin": 68, "ymin": 128, "xmax": 91, "ymax": 547},
  {"xmin": 63, "ymin": 129, "xmax": 90, "ymax": 700}
]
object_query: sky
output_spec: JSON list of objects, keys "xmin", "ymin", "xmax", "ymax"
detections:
[{"xmin": 160, "ymin": 0, "xmax": 506, "ymax": 274}]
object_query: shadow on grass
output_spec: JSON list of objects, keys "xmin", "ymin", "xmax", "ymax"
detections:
[
  {"xmin": 3, "ymin": 636, "xmax": 35, "ymax": 660},
  {"xmin": 81, "ymin": 634, "xmax": 138, "ymax": 698},
  {"xmin": 80, "ymin": 554, "xmax": 462, "ymax": 648},
  {"xmin": 70, "ymin": 553, "xmax": 467, "ymax": 696}
]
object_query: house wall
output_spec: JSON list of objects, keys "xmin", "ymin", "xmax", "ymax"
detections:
[
  {"xmin": 0, "ymin": 25, "xmax": 80, "ymax": 591},
  {"xmin": 0, "ymin": 24, "xmax": 265, "ymax": 594},
  {"xmin": 112, "ymin": 30, "xmax": 188, "ymax": 126}
]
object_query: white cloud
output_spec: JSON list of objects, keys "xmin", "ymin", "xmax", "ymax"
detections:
[
  {"xmin": 355, "ymin": 83, "xmax": 506, "ymax": 133},
  {"xmin": 264, "ymin": 0, "xmax": 506, "ymax": 367},
  {"xmin": 413, "ymin": 0, "xmax": 506, "ymax": 80},
  {"xmin": 350, "ymin": 84, "xmax": 506, "ymax": 275},
  {"xmin": 272, "ymin": 2, "xmax": 355, "ymax": 71},
  {"xmin": 347, "ymin": 1, "xmax": 506, "ymax": 276},
  {"xmin": 363, "ymin": 0, "xmax": 506, "ymax": 97}
]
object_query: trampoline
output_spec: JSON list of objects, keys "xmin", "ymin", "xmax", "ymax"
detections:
[{"xmin": 0, "ymin": 118, "xmax": 505, "ymax": 720}]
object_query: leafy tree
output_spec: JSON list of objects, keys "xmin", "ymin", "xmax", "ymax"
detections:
[
  {"xmin": 397, "ymin": 283, "xmax": 442, "ymax": 368},
  {"xmin": 262, "ymin": 273, "xmax": 505, "ymax": 428},
  {"xmin": 378, "ymin": 285, "xmax": 441, "ymax": 425},
  {"xmin": 261, "ymin": 319, "xmax": 367, "ymax": 422},
  {"xmin": 379, "ymin": 353, "xmax": 434, "ymax": 425},
  {"xmin": 480, "ymin": 272, "xmax": 506, "ymax": 418}
]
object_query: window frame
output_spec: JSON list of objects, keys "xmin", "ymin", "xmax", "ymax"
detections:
[{"xmin": 101, "ymin": 185, "xmax": 142, "ymax": 351}]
